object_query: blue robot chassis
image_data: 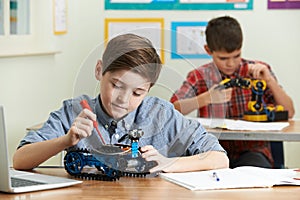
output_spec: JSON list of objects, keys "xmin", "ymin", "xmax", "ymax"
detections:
[{"xmin": 64, "ymin": 130, "xmax": 157, "ymax": 181}]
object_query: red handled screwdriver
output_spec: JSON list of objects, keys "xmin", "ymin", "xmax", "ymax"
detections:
[{"xmin": 80, "ymin": 100, "xmax": 106, "ymax": 144}]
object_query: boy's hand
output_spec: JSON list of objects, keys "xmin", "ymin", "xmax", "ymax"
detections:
[
  {"xmin": 248, "ymin": 63, "xmax": 275, "ymax": 83},
  {"xmin": 141, "ymin": 145, "xmax": 176, "ymax": 173},
  {"xmin": 64, "ymin": 109, "xmax": 96, "ymax": 147},
  {"xmin": 207, "ymin": 84, "xmax": 232, "ymax": 104}
]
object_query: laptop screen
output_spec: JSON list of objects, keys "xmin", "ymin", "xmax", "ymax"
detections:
[
  {"xmin": 0, "ymin": 105, "xmax": 82, "ymax": 193},
  {"xmin": 0, "ymin": 105, "xmax": 12, "ymax": 191}
]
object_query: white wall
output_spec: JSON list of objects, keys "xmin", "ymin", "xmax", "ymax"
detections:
[{"xmin": 0, "ymin": 0, "xmax": 299, "ymax": 167}]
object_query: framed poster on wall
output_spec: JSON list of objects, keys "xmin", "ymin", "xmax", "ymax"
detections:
[
  {"xmin": 268, "ymin": 0, "xmax": 300, "ymax": 9},
  {"xmin": 105, "ymin": 0, "xmax": 253, "ymax": 10},
  {"xmin": 171, "ymin": 21, "xmax": 210, "ymax": 59},
  {"xmin": 53, "ymin": 0, "xmax": 67, "ymax": 35},
  {"xmin": 0, "ymin": 0, "xmax": 3, "ymax": 35},
  {"xmin": 105, "ymin": 18, "xmax": 165, "ymax": 63}
]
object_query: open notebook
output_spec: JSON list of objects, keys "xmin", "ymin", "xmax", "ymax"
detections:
[
  {"xmin": 0, "ymin": 105, "xmax": 82, "ymax": 193},
  {"xmin": 160, "ymin": 166, "xmax": 300, "ymax": 191}
]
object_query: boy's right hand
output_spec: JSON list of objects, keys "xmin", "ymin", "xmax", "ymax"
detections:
[
  {"xmin": 64, "ymin": 109, "xmax": 97, "ymax": 147},
  {"xmin": 207, "ymin": 84, "xmax": 232, "ymax": 104}
]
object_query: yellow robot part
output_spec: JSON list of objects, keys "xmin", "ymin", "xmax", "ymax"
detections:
[
  {"xmin": 243, "ymin": 113, "xmax": 268, "ymax": 122},
  {"xmin": 251, "ymin": 80, "xmax": 266, "ymax": 91},
  {"xmin": 248, "ymin": 101, "xmax": 264, "ymax": 112}
]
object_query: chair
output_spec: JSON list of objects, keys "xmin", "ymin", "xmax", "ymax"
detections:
[{"xmin": 270, "ymin": 141, "xmax": 285, "ymax": 169}]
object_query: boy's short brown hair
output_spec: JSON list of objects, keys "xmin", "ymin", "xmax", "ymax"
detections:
[
  {"xmin": 102, "ymin": 34, "xmax": 162, "ymax": 87},
  {"xmin": 205, "ymin": 16, "xmax": 243, "ymax": 53}
]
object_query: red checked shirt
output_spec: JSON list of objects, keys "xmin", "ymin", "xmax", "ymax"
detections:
[{"xmin": 170, "ymin": 59, "xmax": 276, "ymax": 165}]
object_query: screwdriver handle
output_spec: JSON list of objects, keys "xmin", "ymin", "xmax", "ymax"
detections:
[{"xmin": 80, "ymin": 100, "xmax": 105, "ymax": 144}]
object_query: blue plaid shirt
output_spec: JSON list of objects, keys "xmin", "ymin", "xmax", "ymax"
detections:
[{"xmin": 19, "ymin": 95, "xmax": 225, "ymax": 157}]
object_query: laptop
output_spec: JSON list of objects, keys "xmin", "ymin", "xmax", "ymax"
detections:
[{"xmin": 0, "ymin": 105, "xmax": 82, "ymax": 193}]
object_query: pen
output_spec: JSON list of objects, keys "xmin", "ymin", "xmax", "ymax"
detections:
[
  {"xmin": 212, "ymin": 172, "xmax": 220, "ymax": 181},
  {"xmin": 80, "ymin": 100, "xmax": 106, "ymax": 144}
]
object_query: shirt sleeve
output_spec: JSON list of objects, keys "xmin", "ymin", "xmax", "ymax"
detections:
[
  {"xmin": 17, "ymin": 99, "xmax": 76, "ymax": 149},
  {"xmin": 158, "ymin": 100, "xmax": 226, "ymax": 157},
  {"xmin": 172, "ymin": 113, "xmax": 226, "ymax": 156},
  {"xmin": 170, "ymin": 70, "xmax": 203, "ymax": 103},
  {"xmin": 136, "ymin": 97, "xmax": 226, "ymax": 158}
]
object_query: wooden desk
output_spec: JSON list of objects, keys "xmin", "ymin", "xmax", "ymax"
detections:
[
  {"xmin": 207, "ymin": 120, "xmax": 300, "ymax": 141},
  {"xmin": 1, "ymin": 168, "xmax": 300, "ymax": 200}
]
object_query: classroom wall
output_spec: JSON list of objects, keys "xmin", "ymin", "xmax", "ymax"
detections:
[{"xmin": 0, "ymin": 0, "xmax": 299, "ymax": 167}]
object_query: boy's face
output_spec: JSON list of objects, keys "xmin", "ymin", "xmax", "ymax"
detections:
[
  {"xmin": 208, "ymin": 48, "xmax": 242, "ymax": 76},
  {"xmin": 100, "ymin": 69, "xmax": 151, "ymax": 120}
]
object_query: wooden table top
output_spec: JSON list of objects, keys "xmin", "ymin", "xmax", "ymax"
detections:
[{"xmin": 1, "ymin": 168, "xmax": 300, "ymax": 200}]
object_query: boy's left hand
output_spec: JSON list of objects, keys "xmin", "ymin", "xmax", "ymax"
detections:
[
  {"xmin": 248, "ymin": 63, "xmax": 275, "ymax": 83},
  {"xmin": 141, "ymin": 145, "xmax": 176, "ymax": 173}
]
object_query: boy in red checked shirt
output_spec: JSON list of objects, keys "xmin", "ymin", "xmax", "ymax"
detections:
[{"xmin": 170, "ymin": 16, "xmax": 294, "ymax": 168}]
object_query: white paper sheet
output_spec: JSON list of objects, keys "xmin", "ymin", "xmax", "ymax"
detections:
[
  {"xmin": 187, "ymin": 117, "xmax": 289, "ymax": 131},
  {"xmin": 160, "ymin": 166, "xmax": 300, "ymax": 191}
]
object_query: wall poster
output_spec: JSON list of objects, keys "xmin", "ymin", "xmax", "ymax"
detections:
[
  {"xmin": 53, "ymin": 0, "xmax": 67, "ymax": 35},
  {"xmin": 171, "ymin": 21, "xmax": 210, "ymax": 59},
  {"xmin": 105, "ymin": 18, "xmax": 165, "ymax": 62},
  {"xmin": 105, "ymin": 0, "xmax": 253, "ymax": 10},
  {"xmin": 268, "ymin": 0, "xmax": 300, "ymax": 9}
]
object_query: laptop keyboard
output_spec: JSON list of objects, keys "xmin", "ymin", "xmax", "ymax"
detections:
[{"xmin": 11, "ymin": 177, "xmax": 46, "ymax": 187}]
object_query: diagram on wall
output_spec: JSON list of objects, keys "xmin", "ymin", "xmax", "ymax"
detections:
[
  {"xmin": 268, "ymin": 0, "xmax": 300, "ymax": 9},
  {"xmin": 171, "ymin": 22, "xmax": 210, "ymax": 59},
  {"xmin": 105, "ymin": 0, "xmax": 253, "ymax": 10},
  {"xmin": 0, "ymin": 0, "xmax": 3, "ymax": 34},
  {"xmin": 53, "ymin": 0, "xmax": 67, "ymax": 35},
  {"xmin": 105, "ymin": 18, "xmax": 164, "ymax": 62}
]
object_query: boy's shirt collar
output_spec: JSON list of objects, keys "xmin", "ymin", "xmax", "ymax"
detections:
[
  {"xmin": 95, "ymin": 95, "xmax": 137, "ymax": 133},
  {"xmin": 218, "ymin": 61, "xmax": 244, "ymax": 79}
]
